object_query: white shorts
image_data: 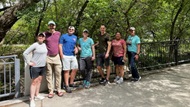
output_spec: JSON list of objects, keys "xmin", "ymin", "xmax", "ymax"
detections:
[{"xmin": 62, "ymin": 55, "xmax": 78, "ymax": 70}]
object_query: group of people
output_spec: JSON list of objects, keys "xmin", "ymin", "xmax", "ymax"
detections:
[{"xmin": 23, "ymin": 21, "xmax": 141, "ymax": 107}]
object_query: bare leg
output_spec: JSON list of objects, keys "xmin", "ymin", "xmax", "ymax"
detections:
[
  {"xmin": 106, "ymin": 66, "xmax": 111, "ymax": 80},
  {"xmin": 70, "ymin": 69, "xmax": 77, "ymax": 84},
  {"xmin": 35, "ymin": 76, "xmax": 42, "ymax": 96},
  {"xmin": 30, "ymin": 78, "xmax": 38, "ymax": 100},
  {"xmin": 64, "ymin": 71, "xmax": 70, "ymax": 86},
  {"xmin": 119, "ymin": 65, "xmax": 124, "ymax": 78},
  {"xmin": 97, "ymin": 66, "xmax": 105, "ymax": 78},
  {"xmin": 115, "ymin": 65, "xmax": 119, "ymax": 76}
]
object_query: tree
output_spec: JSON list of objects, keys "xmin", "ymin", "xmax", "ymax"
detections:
[{"xmin": 0, "ymin": 0, "xmax": 41, "ymax": 42}]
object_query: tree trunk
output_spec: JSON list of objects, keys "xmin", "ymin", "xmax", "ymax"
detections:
[
  {"xmin": 0, "ymin": 0, "xmax": 41, "ymax": 43},
  {"xmin": 169, "ymin": 0, "xmax": 184, "ymax": 57},
  {"xmin": 74, "ymin": 0, "xmax": 89, "ymax": 36}
]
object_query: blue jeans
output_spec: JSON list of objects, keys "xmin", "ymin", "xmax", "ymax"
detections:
[{"xmin": 127, "ymin": 51, "xmax": 140, "ymax": 79}]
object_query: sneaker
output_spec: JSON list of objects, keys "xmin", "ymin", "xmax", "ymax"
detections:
[
  {"xmin": 103, "ymin": 79, "xmax": 110, "ymax": 86},
  {"xmin": 69, "ymin": 84, "xmax": 78, "ymax": 88},
  {"xmin": 99, "ymin": 78, "xmax": 106, "ymax": 84},
  {"xmin": 34, "ymin": 95, "xmax": 45, "ymax": 100},
  {"xmin": 65, "ymin": 86, "xmax": 72, "ymax": 93},
  {"xmin": 116, "ymin": 77, "xmax": 123, "ymax": 84},
  {"xmin": 114, "ymin": 76, "xmax": 120, "ymax": 82},
  {"xmin": 85, "ymin": 81, "xmax": 90, "ymax": 89},
  {"xmin": 30, "ymin": 100, "xmax": 35, "ymax": 107},
  {"xmin": 131, "ymin": 76, "xmax": 141, "ymax": 82},
  {"xmin": 83, "ymin": 80, "xmax": 87, "ymax": 87},
  {"xmin": 137, "ymin": 76, "xmax": 141, "ymax": 81}
]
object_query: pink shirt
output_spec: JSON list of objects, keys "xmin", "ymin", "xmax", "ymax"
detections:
[
  {"xmin": 45, "ymin": 31, "xmax": 61, "ymax": 55},
  {"xmin": 112, "ymin": 39, "xmax": 126, "ymax": 57}
]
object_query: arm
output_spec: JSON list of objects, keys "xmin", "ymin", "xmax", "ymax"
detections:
[
  {"xmin": 59, "ymin": 44, "xmax": 64, "ymax": 59},
  {"xmin": 105, "ymin": 41, "xmax": 111, "ymax": 58},
  {"xmin": 23, "ymin": 43, "xmax": 36, "ymax": 66},
  {"xmin": 135, "ymin": 44, "xmax": 140, "ymax": 60},
  {"xmin": 74, "ymin": 46, "xmax": 79, "ymax": 54},
  {"xmin": 123, "ymin": 41, "xmax": 127, "ymax": 61},
  {"xmin": 91, "ymin": 45, "xmax": 96, "ymax": 60}
]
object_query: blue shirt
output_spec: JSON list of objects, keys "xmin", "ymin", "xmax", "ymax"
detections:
[
  {"xmin": 78, "ymin": 37, "xmax": 94, "ymax": 57},
  {"xmin": 127, "ymin": 35, "xmax": 140, "ymax": 53},
  {"xmin": 59, "ymin": 33, "xmax": 77, "ymax": 56}
]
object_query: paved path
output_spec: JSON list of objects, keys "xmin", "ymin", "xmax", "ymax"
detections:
[{"xmin": 1, "ymin": 63, "xmax": 190, "ymax": 107}]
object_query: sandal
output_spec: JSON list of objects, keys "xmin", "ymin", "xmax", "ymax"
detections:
[
  {"xmin": 48, "ymin": 93, "xmax": 54, "ymax": 98},
  {"xmin": 57, "ymin": 92, "xmax": 63, "ymax": 97}
]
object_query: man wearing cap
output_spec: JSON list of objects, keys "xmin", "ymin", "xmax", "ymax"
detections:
[
  {"xmin": 95, "ymin": 25, "xmax": 112, "ymax": 85},
  {"xmin": 59, "ymin": 26, "xmax": 78, "ymax": 93},
  {"xmin": 126, "ymin": 27, "xmax": 141, "ymax": 82},
  {"xmin": 44, "ymin": 21, "xmax": 63, "ymax": 98},
  {"xmin": 77, "ymin": 29, "xmax": 95, "ymax": 88}
]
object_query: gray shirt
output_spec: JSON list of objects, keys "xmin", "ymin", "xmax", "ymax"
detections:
[{"xmin": 23, "ymin": 42, "xmax": 48, "ymax": 67}]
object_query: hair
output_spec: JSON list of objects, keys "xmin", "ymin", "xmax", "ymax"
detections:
[
  {"xmin": 116, "ymin": 31, "xmax": 122, "ymax": 36},
  {"xmin": 100, "ymin": 25, "xmax": 106, "ymax": 28}
]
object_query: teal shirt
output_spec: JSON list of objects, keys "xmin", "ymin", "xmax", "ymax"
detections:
[
  {"xmin": 127, "ymin": 35, "xmax": 140, "ymax": 53},
  {"xmin": 78, "ymin": 37, "xmax": 94, "ymax": 57}
]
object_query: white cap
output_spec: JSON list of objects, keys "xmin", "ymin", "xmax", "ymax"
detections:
[
  {"xmin": 68, "ymin": 26, "xmax": 75, "ymax": 30},
  {"xmin": 129, "ymin": 27, "xmax": 135, "ymax": 31},
  {"xmin": 48, "ymin": 20, "xmax": 56, "ymax": 25}
]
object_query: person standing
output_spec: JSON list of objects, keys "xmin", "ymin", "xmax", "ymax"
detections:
[
  {"xmin": 126, "ymin": 27, "xmax": 141, "ymax": 82},
  {"xmin": 95, "ymin": 25, "xmax": 112, "ymax": 85},
  {"xmin": 77, "ymin": 29, "xmax": 95, "ymax": 88},
  {"xmin": 111, "ymin": 32, "xmax": 126, "ymax": 84},
  {"xmin": 59, "ymin": 26, "xmax": 78, "ymax": 93},
  {"xmin": 23, "ymin": 33, "xmax": 47, "ymax": 107},
  {"xmin": 45, "ymin": 21, "xmax": 63, "ymax": 98}
]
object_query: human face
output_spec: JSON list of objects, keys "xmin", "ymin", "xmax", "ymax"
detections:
[
  {"xmin": 37, "ymin": 35, "xmax": 45, "ymax": 44},
  {"xmin": 115, "ymin": 32, "xmax": 121, "ymax": 40},
  {"xmin": 68, "ymin": 28, "xmax": 75, "ymax": 35},
  {"xmin": 48, "ymin": 24, "xmax": 56, "ymax": 30},
  {"xmin": 129, "ymin": 30, "xmax": 135, "ymax": 36},
  {"xmin": 100, "ymin": 25, "xmax": 106, "ymax": 34},
  {"xmin": 83, "ymin": 32, "xmax": 88, "ymax": 38}
]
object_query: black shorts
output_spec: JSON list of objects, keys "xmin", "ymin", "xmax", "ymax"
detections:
[
  {"xmin": 112, "ymin": 56, "xmax": 124, "ymax": 65},
  {"xmin": 96, "ymin": 53, "xmax": 110, "ymax": 67},
  {"xmin": 29, "ymin": 66, "xmax": 46, "ymax": 79}
]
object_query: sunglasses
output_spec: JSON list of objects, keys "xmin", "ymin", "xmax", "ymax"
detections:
[{"xmin": 69, "ymin": 29, "xmax": 74, "ymax": 31}]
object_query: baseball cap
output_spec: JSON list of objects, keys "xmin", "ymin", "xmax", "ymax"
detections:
[
  {"xmin": 83, "ymin": 29, "xmax": 89, "ymax": 33},
  {"xmin": 68, "ymin": 26, "xmax": 75, "ymax": 30},
  {"xmin": 48, "ymin": 20, "xmax": 56, "ymax": 25},
  {"xmin": 129, "ymin": 27, "xmax": 135, "ymax": 31},
  {"xmin": 37, "ymin": 33, "xmax": 46, "ymax": 37}
]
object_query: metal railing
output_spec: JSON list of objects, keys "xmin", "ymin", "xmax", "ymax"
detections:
[
  {"xmin": 1, "ymin": 39, "xmax": 189, "ymax": 99},
  {"xmin": 138, "ymin": 39, "xmax": 190, "ymax": 70},
  {"xmin": 75, "ymin": 39, "xmax": 190, "ymax": 80},
  {"xmin": 0, "ymin": 55, "xmax": 20, "ymax": 98}
]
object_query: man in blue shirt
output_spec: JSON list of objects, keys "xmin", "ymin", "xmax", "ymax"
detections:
[
  {"xmin": 126, "ymin": 27, "xmax": 141, "ymax": 82},
  {"xmin": 59, "ymin": 26, "xmax": 78, "ymax": 93}
]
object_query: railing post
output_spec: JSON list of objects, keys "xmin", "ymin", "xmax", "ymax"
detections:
[
  {"xmin": 14, "ymin": 58, "xmax": 20, "ymax": 98},
  {"xmin": 174, "ymin": 39, "xmax": 179, "ymax": 65}
]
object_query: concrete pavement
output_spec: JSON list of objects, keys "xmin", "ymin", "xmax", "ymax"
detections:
[{"xmin": 0, "ymin": 63, "xmax": 190, "ymax": 107}]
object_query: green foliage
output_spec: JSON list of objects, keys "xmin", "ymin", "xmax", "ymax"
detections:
[{"xmin": 2, "ymin": 0, "xmax": 190, "ymax": 45}]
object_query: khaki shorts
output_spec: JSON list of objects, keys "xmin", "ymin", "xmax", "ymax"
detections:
[{"xmin": 62, "ymin": 55, "xmax": 78, "ymax": 70}]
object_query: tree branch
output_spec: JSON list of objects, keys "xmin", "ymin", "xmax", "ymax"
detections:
[
  {"xmin": 0, "ymin": 6, "xmax": 11, "ymax": 12},
  {"xmin": 0, "ymin": 0, "xmax": 40, "ymax": 42}
]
